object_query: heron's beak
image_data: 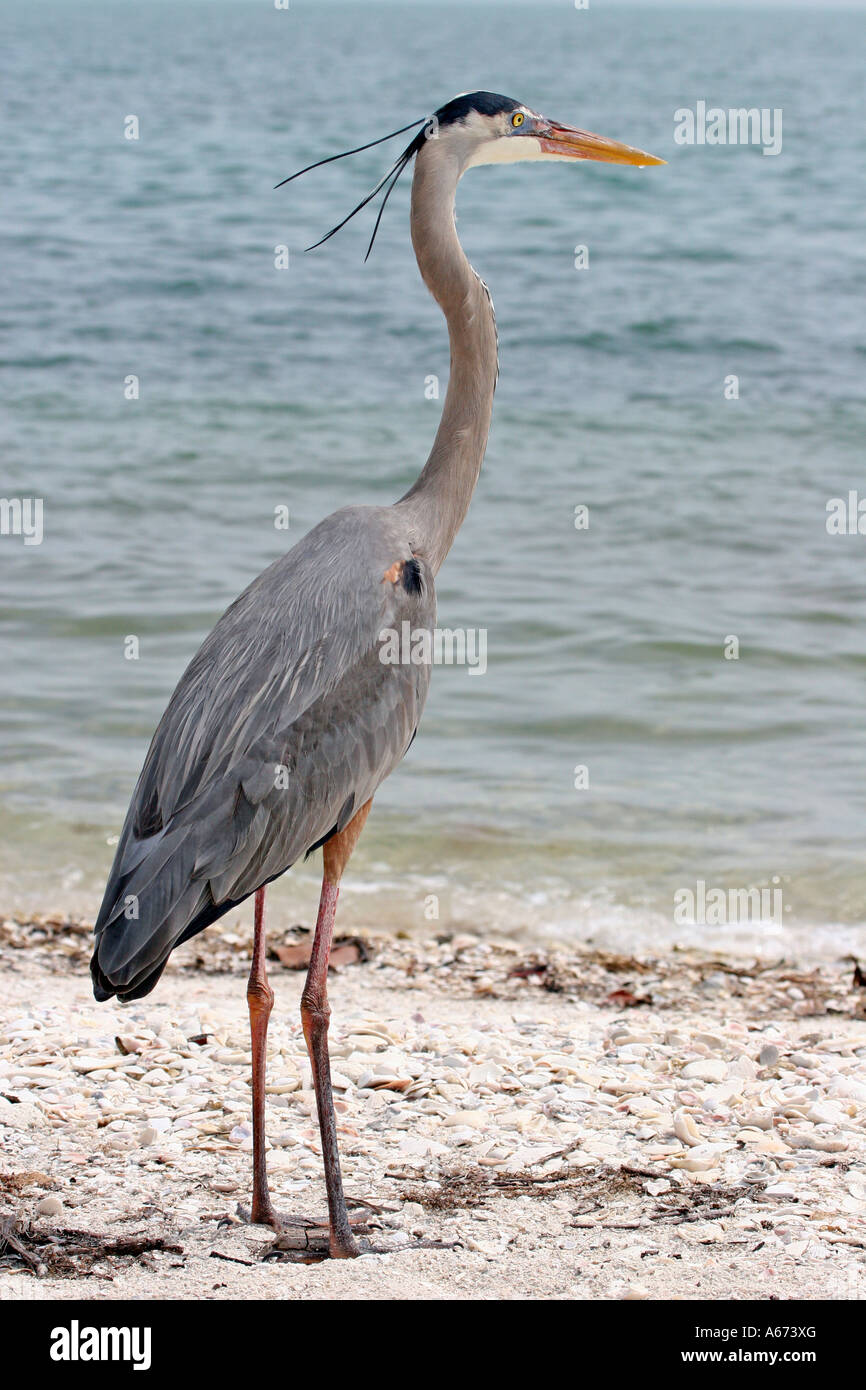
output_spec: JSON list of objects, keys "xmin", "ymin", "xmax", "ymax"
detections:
[{"xmin": 538, "ymin": 120, "xmax": 665, "ymax": 168}]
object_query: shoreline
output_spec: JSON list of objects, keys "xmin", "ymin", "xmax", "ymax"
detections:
[
  {"xmin": 1, "ymin": 916, "xmax": 865, "ymax": 1300},
  {"xmin": 3, "ymin": 881, "xmax": 866, "ymax": 968}
]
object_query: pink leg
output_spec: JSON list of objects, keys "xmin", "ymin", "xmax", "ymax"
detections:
[{"xmin": 247, "ymin": 885, "xmax": 276, "ymax": 1226}]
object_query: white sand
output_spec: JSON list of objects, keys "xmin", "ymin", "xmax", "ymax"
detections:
[{"xmin": 1, "ymin": 920, "xmax": 865, "ymax": 1301}]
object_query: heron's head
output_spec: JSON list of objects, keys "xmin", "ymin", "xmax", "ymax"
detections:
[
  {"xmin": 278, "ymin": 91, "xmax": 663, "ymax": 259},
  {"xmin": 426, "ymin": 91, "xmax": 665, "ymax": 175}
]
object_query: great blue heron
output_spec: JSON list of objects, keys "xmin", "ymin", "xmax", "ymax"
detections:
[{"xmin": 91, "ymin": 92, "xmax": 663, "ymax": 1259}]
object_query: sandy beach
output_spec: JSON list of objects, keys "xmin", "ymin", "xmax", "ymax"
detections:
[{"xmin": 1, "ymin": 914, "xmax": 865, "ymax": 1301}]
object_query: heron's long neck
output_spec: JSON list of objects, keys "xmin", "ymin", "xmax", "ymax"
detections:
[{"xmin": 393, "ymin": 145, "xmax": 498, "ymax": 575}]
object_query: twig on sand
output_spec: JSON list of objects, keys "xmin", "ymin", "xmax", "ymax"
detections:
[{"xmin": 0, "ymin": 1214, "xmax": 183, "ymax": 1276}]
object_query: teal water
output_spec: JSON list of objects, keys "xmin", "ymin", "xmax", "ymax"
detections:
[{"xmin": 2, "ymin": 1, "xmax": 865, "ymax": 957}]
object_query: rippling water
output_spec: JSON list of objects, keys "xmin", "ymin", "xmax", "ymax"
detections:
[{"xmin": 2, "ymin": 1, "xmax": 865, "ymax": 957}]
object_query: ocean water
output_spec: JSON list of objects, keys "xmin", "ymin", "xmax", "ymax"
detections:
[{"xmin": 2, "ymin": 1, "xmax": 865, "ymax": 959}]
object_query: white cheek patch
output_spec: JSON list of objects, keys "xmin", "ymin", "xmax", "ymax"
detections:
[{"xmin": 464, "ymin": 136, "xmax": 544, "ymax": 168}]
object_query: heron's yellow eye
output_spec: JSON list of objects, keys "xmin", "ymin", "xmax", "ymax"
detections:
[{"xmin": 511, "ymin": 112, "xmax": 525, "ymax": 128}]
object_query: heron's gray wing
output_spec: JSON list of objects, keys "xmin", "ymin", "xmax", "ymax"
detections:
[{"xmin": 92, "ymin": 506, "xmax": 434, "ymax": 999}]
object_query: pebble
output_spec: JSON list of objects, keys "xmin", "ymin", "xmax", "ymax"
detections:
[{"xmin": 36, "ymin": 1196, "xmax": 63, "ymax": 1216}]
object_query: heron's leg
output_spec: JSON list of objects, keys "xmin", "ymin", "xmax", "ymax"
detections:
[
  {"xmin": 247, "ymin": 885, "xmax": 276, "ymax": 1226},
  {"xmin": 302, "ymin": 799, "xmax": 372, "ymax": 1260}
]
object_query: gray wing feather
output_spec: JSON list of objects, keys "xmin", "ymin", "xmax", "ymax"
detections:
[{"xmin": 92, "ymin": 506, "xmax": 434, "ymax": 996}]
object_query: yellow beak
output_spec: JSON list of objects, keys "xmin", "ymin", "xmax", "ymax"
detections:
[{"xmin": 538, "ymin": 120, "xmax": 665, "ymax": 168}]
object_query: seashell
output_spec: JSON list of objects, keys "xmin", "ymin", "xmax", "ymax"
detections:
[
  {"xmin": 681, "ymin": 1060, "xmax": 728, "ymax": 1084},
  {"xmin": 670, "ymin": 1142, "xmax": 731, "ymax": 1172},
  {"xmin": 70, "ymin": 1057, "xmax": 114, "ymax": 1074},
  {"xmin": 402, "ymin": 1080, "xmax": 431, "ymax": 1100},
  {"xmin": 785, "ymin": 1132, "xmax": 847, "ymax": 1153},
  {"xmin": 210, "ymin": 1049, "xmax": 245, "ymax": 1065},
  {"xmin": 441, "ymin": 1109, "xmax": 487, "ymax": 1128},
  {"xmin": 346, "ymin": 1025, "xmax": 399, "ymax": 1045},
  {"xmin": 140, "ymin": 1068, "xmax": 172, "ymax": 1086},
  {"xmin": 601, "ymin": 1079, "xmax": 651, "ymax": 1096},
  {"xmin": 744, "ymin": 1132, "xmax": 790, "ymax": 1155},
  {"xmin": 265, "ymin": 1079, "xmax": 300, "ymax": 1095},
  {"xmin": 761, "ymin": 1182, "xmax": 798, "ymax": 1200},
  {"xmin": 673, "ymin": 1109, "xmax": 703, "ymax": 1146},
  {"xmin": 675, "ymin": 1089, "xmax": 701, "ymax": 1106},
  {"xmin": 828, "ymin": 1076, "xmax": 866, "ymax": 1103},
  {"xmin": 477, "ymin": 1147, "xmax": 511, "ymax": 1166},
  {"xmin": 740, "ymin": 1108, "xmax": 773, "ymax": 1130},
  {"xmin": 357, "ymin": 1073, "xmax": 415, "ymax": 1093},
  {"xmin": 536, "ymin": 1053, "xmax": 581, "ymax": 1072},
  {"xmin": 807, "ymin": 1101, "xmax": 846, "ymax": 1126}
]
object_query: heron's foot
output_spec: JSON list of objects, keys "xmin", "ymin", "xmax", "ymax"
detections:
[
  {"xmin": 236, "ymin": 1201, "xmax": 371, "ymax": 1260},
  {"xmin": 236, "ymin": 1197, "xmax": 285, "ymax": 1232}
]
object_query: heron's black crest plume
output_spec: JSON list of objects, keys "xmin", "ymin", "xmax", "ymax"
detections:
[
  {"xmin": 276, "ymin": 115, "xmax": 428, "ymax": 260},
  {"xmin": 274, "ymin": 117, "xmax": 427, "ymax": 190},
  {"xmin": 276, "ymin": 93, "xmax": 523, "ymax": 261},
  {"xmin": 306, "ymin": 129, "xmax": 426, "ymax": 261}
]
